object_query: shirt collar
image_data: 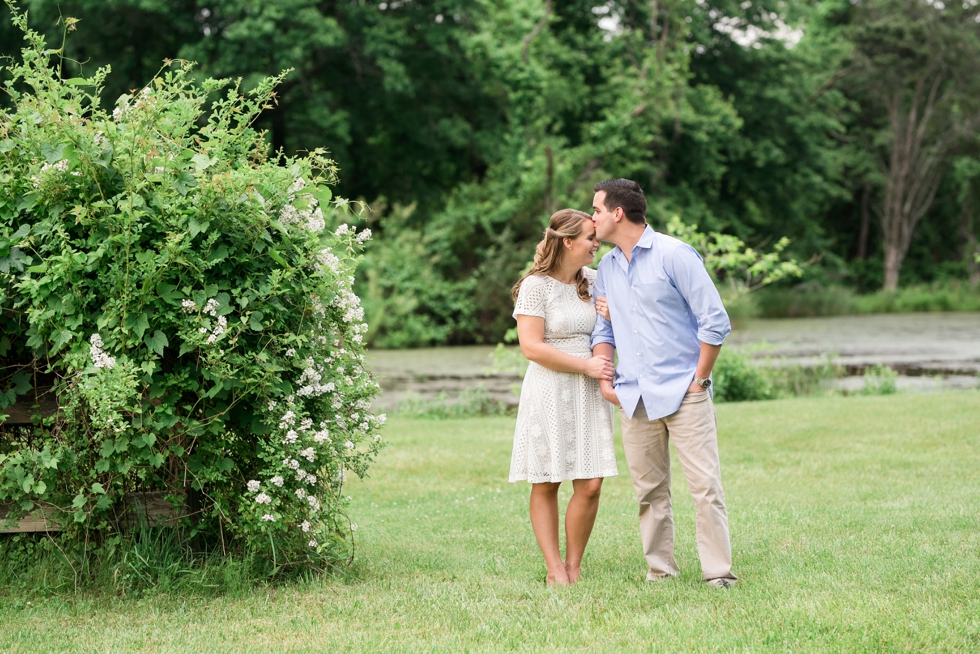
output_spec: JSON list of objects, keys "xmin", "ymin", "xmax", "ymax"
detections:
[{"xmin": 610, "ymin": 224, "xmax": 656, "ymax": 265}]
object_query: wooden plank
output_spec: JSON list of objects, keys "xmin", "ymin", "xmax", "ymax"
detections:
[
  {"xmin": 0, "ymin": 492, "xmax": 186, "ymax": 533},
  {"xmin": 1, "ymin": 386, "xmax": 60, "ymax": 426},
  {"xmin": 0, "ymin": 505, "xmax": 61, "ymax": 533},
  {"xmin": 121, "ymin": 491, "xmax": 186, "ymax": 527}
]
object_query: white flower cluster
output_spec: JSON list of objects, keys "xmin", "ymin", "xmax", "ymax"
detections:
[
  {"xmin": 181, "ymin": 299, "xmax": 198, "ymax": 313},
  {"xmin": 255, "ymin": 493, "xmax": 272, "ymax": 505},
  {"xmin": 89, "ymin": 334, "xmax": 116, "ymax": 369},
  {"xmin": 317, "ymin": 248, "xmax": 341, "ymax": 274},
  {"xmin": 112, "ymin": 88, "xmax": 154, "ymax": 122},
  {"xmin": 203, "ymin": 298, "xmax": 220, "ymax": 316},
  {"xmin": 247, "ymin": 480, "xmax": 261, "ymax": 492},
  {"xmin": 333, "ymin": 224, "xmax": 372, "ymax": 243},
  {"xmin": 32, "ymin": 159, "xmax": 73, "ymax": 188},
  {"xmin": 334, "ymin": 277, "xmax": 365, "ymax": 324},
  {"xmin": 278, "ymin": 178, "xmax": 325, "ymax": 233},
  {"xmin": 295, "ymin": 357, "xmax": 337, "ymax": 398}
]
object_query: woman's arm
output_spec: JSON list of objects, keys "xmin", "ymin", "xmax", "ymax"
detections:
[{"xmin": 517, "ymin": 315, "xmax": 614, "ymax": 380}]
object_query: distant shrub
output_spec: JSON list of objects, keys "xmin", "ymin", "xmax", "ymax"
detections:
[
  {"xmin": 861, "ymin": 364, "xmax": 898, "ymax": 395},
  {"xmin": 713, "ymin": 348, "xmax": 775, "ymax": 402},
  {"xmin": 754, "ymin": 281, "xmax": 980, "ymax": 318},
  {"xmin": 395, "ymin": 386, "xmax": 510, "ymax": 419}
]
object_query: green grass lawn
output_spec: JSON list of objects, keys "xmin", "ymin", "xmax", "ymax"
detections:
[{"xmin": 2, "ymin": 393, "xmax": 979, "ymax": 652}]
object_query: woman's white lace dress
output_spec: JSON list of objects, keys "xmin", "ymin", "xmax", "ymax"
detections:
[{"xmin": 509, "ymin": 268, "xmax": 618, "ymax": 483}]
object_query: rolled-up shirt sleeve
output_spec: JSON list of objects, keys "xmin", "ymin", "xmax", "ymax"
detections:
[
  {"xmin": 666, "ymin": 244, "xmax": 731, "ymax": 346},
  {"xmin": 590, "ymin": 264, "xmax": 616, "ymax": 349}
]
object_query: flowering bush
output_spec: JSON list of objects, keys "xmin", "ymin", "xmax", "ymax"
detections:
[{"xmin": 0, "ymin": 7, "xmax": 384, "ymax": 570}]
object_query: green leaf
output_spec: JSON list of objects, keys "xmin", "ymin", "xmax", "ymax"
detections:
[
  {"xmin": 156, "ymin": 283, "xmax": 182, "ymax": 305},
  {"xmin": 91, "ymin": 482, "xmax": 106, "ymax": 495},
  {"xmin": 178, "ymin": 341, "xmax": 196, "ymax": 357},
  {"xmin": 174, "ymin": 171, "xmax": 196, "ymax": 196},
  {"xmin": 192, "ymin": 153, "xmax": 217, "ymax": 172},
  {"xmin": 22, "ymin": 475, "xmax": 34, "ymax": 493},
  {"xmin": 34, "ymin": 480, "xmax": 47, "ymax": 495},
  {"xmin": 146, "ymin": 330, "xmax": 168, "ymax": 357},
  {"xmin": 40, "ymin": 142, "xmax": 67, "ymax": 164},
  {"xmin": 189, "ymin": 217, "xmax": 210, "ymax": 238},
  {"xmin": 63, "ymin": 77, "xmax": 96, "ymax": 86},
  {"xmin": 249, "ymin": 311, "xmax": 265, "ymax": 332},
  {"xmin": 124, "ymin": 312, "xmax": 151, "ymax": 339},
  {"xmin": 50, "ymin": 328, "xmax": 74, "ymax": 355},
  {"xmin": 268, "ymin": 248, "xmax": 287, "ymax": 267},
  {"xmin": 73, "ymin": 510, "xmax": 87, "ymax": 523},
  {"xmin": 207, "ymin": 245, "xmax": 229, "ymax": 264},
  {"xmin": 11, "ymin": 223, "xmax": 30, "ymax": 241},
  {"xmin": 313, "ymin": 185, "xmax": 333, "ymax": 206},
  {"xmin": 216, "ymin": 458, "xmax": 234, "ymax": 473},
  {"xmin": 148, "ymin": 452, "xmax": 165, "ymax": 467},
  {"xmin": 16, "ymin": 193, "xmax": 37, "ymax": 213}
]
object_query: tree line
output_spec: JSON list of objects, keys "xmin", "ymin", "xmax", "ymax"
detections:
[{"xmin": 3, "ymin": 0, "xmax": 979, "ymax": 346}]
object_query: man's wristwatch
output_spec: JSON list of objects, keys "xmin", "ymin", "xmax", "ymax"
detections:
[{"xmin": 694, "ymin": 377, "xmax": 711, "ymax": 390}]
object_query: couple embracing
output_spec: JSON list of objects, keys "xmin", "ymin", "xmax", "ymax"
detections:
[{"xmin": 509, "ymin": 178, "xmax": 738, "ymax": 588}]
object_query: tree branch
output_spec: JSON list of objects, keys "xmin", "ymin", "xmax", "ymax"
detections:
[{"xmin": 522, "ymin": 0, "xmax": 553, "ymax": 64}]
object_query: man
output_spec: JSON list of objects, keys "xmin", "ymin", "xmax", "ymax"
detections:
[{"xmin": 589, "ymin": 178, "xmax": 737, "ymax": 587}]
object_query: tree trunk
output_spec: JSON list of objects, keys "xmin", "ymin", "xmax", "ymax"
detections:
[
  {"xmin": 877, "ymin": 72, "xmax": 950, "ymax": 291},
  {"xmin": 857, "ymin": 181, "xmax": 871, "ymax": 259},
  {"xmin": 882, "ymin": 245, "xmax": 903, "ymax": 291}
]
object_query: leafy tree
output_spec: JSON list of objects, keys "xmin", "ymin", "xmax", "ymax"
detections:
[{"xmin": 842, "ymin": 0, "xmax": 980, "ymax": 290}]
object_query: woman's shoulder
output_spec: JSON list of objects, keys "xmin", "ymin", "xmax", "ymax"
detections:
[
  {"xmin": 582, "ymin": 267, "xmax": 597, "ymax": 281},
  {"xmin": 519, "ymin": 273, "xmax": 554, "ymax": 292}
]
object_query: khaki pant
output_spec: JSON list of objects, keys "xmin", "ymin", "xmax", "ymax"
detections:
[{"xmin": 620, "ymin": 392, "xmax": 736, "ymax": 581}]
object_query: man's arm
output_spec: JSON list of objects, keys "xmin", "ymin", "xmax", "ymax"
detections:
[
  {"xmin": 688, "ymin": 342, "xmax": 722, "ymax": 394},
  {"xmin": 667, "ymin": 244, "xmax": 731, "ymax": 393},
  {"xmin": 593, "ymin": 342, "xmax": 620, "ymax": 406}
]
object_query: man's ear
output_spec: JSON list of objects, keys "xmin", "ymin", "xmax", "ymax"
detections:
[{"xmin": 613, "ymin": 207, "xmax": 624, "ymax": 223}]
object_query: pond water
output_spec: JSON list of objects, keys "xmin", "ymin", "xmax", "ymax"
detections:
[{"xmin": 365, "ymin": 312, "xmax": 980, "ymax": 409}]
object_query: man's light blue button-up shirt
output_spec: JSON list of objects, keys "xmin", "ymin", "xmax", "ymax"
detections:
[{"xmin": 590, "ymin": 225, "xmax": 731, "ymax": 421}]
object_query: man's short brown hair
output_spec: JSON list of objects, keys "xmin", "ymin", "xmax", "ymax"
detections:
[{"xmin": 594, "ymin": 178, "xmax": 647, "ymax": 225}]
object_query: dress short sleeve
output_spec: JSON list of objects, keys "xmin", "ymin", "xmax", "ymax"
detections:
[{"xmin": 513, "ymin": 275, "xmax": 548, "ymax": 318}]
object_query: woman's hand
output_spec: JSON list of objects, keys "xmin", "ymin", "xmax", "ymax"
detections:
[
  {"xmin": 583, "ymin": 355, "xmax": 615, "ymax": 381},
  {"xmin": 599, "ymin": 379, "xmax": 620, "ymax": 408},
  {"xmin": 595, "ymin": 295, "xmax": 610, "ymax": 321}
]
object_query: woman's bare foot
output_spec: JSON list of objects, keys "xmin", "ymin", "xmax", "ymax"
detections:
[
  {"xmin": 565, "ymin": 561, "xmax": 581, "ymax": 584},
  {"xmin": 546, "ymin": 566, "xmax": 571, "ymax": 586}
]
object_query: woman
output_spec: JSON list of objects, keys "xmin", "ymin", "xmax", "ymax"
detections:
[{"xmin": 509, "ymin": 209, "xmax": 618, "ymax": 586}]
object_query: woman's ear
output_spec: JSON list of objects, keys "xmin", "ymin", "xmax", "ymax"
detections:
[{"xmin": 563, "ymin": 237, "xmax": 572, "ymax": 250}]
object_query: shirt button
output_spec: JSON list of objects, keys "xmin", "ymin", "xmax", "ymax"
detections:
[
  {"xmin": 632, "ymin": 307, "xmax": 636, "ymax": 311},
  {"xmin": 636, "ymin": 351, "xmax": 640, "ymax": 355},
  {"xmin": 639, "ymin": 375, "xmax": 643, "ymax": 379},
  {"xmin": 633, "ymin": 330, "xmax": 637, "ymax": 334}
]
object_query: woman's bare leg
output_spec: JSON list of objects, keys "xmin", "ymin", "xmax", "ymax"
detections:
[
  {"xmin": 564, "ymin": 477, "xmax": 604, "ymax": 584},
  {"xmin": 529, "ymin": 482, "xmax": 569, "ymax": 586}
]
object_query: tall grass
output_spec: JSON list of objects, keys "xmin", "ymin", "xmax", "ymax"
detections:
[{"xmin": 0, "ymin": 526, "xmax": 270, "ymax": 598}]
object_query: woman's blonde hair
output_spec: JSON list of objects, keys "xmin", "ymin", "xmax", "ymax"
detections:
[{"xmin": 512, "ymin": 209, "xmax": 593, "ymax": 303}]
